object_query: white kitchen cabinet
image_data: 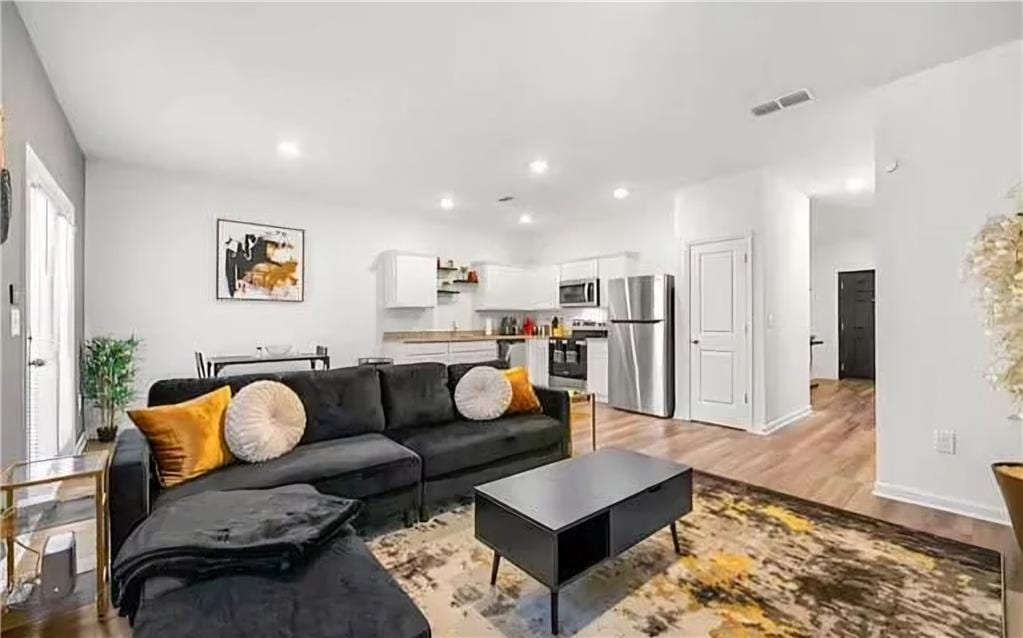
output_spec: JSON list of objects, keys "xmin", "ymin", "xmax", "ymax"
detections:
[
  {"xmin": 475, "ymin": 263, "xmax": 524, "ymax": 310},
  {"xmin": 527, "ymin": 339, "xmax": 549, "ymax": 387},
  {"xmin": 597, "ymin": 253, "xmax": 638, "ymax": 307},
  {"xmin": 381, "ymin": 252, "xmax": 436, "ymax": 308},
  {"xmin": 384, "ymin": 340, "xmax": 497, "ymax": 365},
  {"xmin": 586, "ymin": 338, "xmax": 608, "ymax": 402},
  {"xmin": 476, "ymin": 263, "xmax": 557, "ymax": 311},
  {"xmin": 526, "ymin": 265, "xmax": 559, "ymax": 310},
  {"xmin": 559, "ymin": 259, "xmax": 598, "ymax": 282}
]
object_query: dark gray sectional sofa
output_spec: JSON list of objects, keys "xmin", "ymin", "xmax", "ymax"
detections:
[{"xmin": 109, "ymin": 360, "xmax": 571, "ymax": 636}]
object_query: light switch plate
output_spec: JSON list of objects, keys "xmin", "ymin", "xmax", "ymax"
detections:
[{"xmin": 10, "ymin": 307, "xmax": 20, "ymax": 336}]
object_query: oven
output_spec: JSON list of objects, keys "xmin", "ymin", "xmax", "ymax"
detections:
[
  {"xmin": 559, "ymin": 278, "xmax": 599, "ymax": 308},
  {"xmin": 549, "ymin": 337, "xmax": 588, "ymax": 390}
]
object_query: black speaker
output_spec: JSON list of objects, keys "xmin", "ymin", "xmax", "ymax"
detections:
[{"xmin": 0, "ymin": 167, "xmax": 10, "ymax": 245}]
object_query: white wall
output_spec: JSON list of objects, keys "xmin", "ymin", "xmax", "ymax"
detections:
[
  {"xmin": 810, "ymin": 200, "xmax": 877, "ymax": 379},
  {"xmin": 761, "ymin": 176, "xmax": 811, "ymax": 428},
  {"xmin": 1, "ymin": 3, "xmax": 86, "ymax": 466},
  {"xmin": 85, "ymin": 161, "xmax": 524, "ymax": 402},
  {"xmin": 873, "ymin": 40, "xmax": 1023, "ymax": 523}
]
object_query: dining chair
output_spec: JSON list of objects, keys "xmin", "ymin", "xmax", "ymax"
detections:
[{"xmin": 194, "ymin": 352, "xmax": 207, "ymax": 378}]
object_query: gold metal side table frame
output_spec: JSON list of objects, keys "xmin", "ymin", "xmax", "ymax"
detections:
[
  {"xmin": 1, "ymin": 451, "xmax": 111, "ymax": 622},
  {"xmin": 569, "ymin": 391, "xmax": 599, "ymax": 452}
]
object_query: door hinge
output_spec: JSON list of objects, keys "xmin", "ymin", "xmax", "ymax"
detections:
[
  {"xmin": 840, "ymin": 281, "xmax": 844, "ymax": 290},
  {"xmin": 743, "ymin": 253, "xmax": 748, "ymax": 264},
  {"xmin": 744, "ymin": 392, "xmax": 749, "ymax": 404},
  {"xmin": 840, "ymin": 362, "xmax": 845, "ymax": 372}
]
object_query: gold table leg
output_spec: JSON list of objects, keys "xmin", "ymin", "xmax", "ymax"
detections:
[
  {"xmin": 95, "ymin": 471, "xmax": 109, "ymax": 619},
  {"xmin": 4, "ymin": 487, "xmax": 13, "ymax": 594},
  {"xmin": 590, "ymin": 394, "xmax": 597, "ymax": 452}
]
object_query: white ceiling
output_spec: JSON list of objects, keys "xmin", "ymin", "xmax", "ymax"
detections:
[{"xmin": 17, "ymin": 2, "xmax": 1022, "ymax": 228}]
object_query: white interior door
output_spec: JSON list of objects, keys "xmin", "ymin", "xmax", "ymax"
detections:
[
  {"xmin": 689, "ymin": 237, "xmax": 749, "ymax": 429},
  {"xmin": 26, "ymin": 166, "xmax": 77, "ymax": 460}
]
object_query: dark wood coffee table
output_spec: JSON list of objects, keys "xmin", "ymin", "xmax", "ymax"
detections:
[{"xmin": 474, "ymin": 448, "xmax": 693, "ymax": 634}]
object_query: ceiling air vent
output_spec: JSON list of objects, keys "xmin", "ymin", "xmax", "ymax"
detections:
[
  {"xmin": 778, "ymin": 89, "xmax": 813, "ymax": 108},
  {"xmin": 751, "ymin": 100, "xmax": 782, "ymax": 117},
  {"xmin": 751, "ymin": 88, "xmax": 815, "ymax": 117}
]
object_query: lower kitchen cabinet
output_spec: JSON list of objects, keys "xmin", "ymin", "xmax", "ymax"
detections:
[
  {"xmin": 586, "ymin": 338, "xmax": 608, "ymax": 402},
  {"xmin": 527, "ymin": 339, "xmax": 549, "ymax": 387},
  {"xmin": 383, "ymin": 340, "xmax": 498, "ymax": 365}
]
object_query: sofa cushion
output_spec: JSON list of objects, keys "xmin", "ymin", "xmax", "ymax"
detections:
[
  {"xmin": 386, "ymin": 413, "xmax": 565, "ymax": 479},
  {"xmin": 148, "ymin": 374, "xmax": 280, "ymax": 407},
  {"xmin": 153, "ymin": 433, "xmax": 421, "ymax": 509},
  {"xmin": 447, "ymin": 358, "xmax": 509, "ymax": 391},
  {"xmin": 280, "ymin": 367, "xmax": 386, "ymax": 443},
  {"xmin": 379, "ymin": 362, "xmax": 454, "ymax": 430},
  {"xmin": 132, "ymin": 528, "xmax": 431, "ymax": 638}
]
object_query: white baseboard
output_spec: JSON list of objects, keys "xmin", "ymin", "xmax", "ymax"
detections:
[
  {"xmin": 873, "ymin": 481, "xmax": 1010, "ymax": 526},
  {"xmin": 758, "ymin": 405, "xmax": 812, "ymax": 435}
]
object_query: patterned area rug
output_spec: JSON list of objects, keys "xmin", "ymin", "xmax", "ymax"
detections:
[{"xmin": 366, "ymin": 472, "xmax": 1003, "ymax": 637}]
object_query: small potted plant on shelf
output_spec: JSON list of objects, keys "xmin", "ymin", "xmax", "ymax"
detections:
[
  {"xmin": 965, "ymin": 182, "xmax": 1023, "ymax": 552},
  {"xmin": 82, "ymin": 335, "xmax": 140, "ymax": 442}
]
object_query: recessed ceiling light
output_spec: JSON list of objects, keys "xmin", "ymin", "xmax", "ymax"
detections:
[
  {"xmin": 277, "ymin": 139, "xmax": 301, "ymax": 159},
  {"xmin": 518, "ymin": 212, "xmax": 534, "ymax": 225},
  {"xmin": 528, "ymin": 159, "xmax": 549, "ymax": 175},
  {"xmin": 613, "ymin": 187, "xmax": 630, "ymax": 200},
  {"xmin": 845, "ymin": 177, "xmax": 867, "ymax": 193},
  {"xmin": 439, "ymin": 197, "xmax": 455, "ymax": 211}
]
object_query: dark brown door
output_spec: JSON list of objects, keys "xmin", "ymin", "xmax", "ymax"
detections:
[{"xmin": 838, "ymin": 270, "xmax": 875, "ymax": 379}]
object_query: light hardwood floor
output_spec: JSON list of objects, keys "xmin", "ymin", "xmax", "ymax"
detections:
[{"xmin": 8, "ymin": 379, "xmax": 1021, "ymax": 637}]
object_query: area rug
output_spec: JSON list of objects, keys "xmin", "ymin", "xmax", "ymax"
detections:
[{"xmin": 366, "ymin": 472, "xmax": 1003, "ymax": 637}]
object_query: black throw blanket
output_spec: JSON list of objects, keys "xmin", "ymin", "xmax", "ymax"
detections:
[{"xmin": 112, "ymin": 485, "xmax": 361, "ymax": 622}]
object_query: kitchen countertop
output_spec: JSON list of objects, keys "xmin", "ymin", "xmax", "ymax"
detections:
[{"xmin": 383, "ymin": 331, "xmax": 550, "ymax": 344}]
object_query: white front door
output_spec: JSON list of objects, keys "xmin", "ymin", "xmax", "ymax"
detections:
[
  {"xmin": 26, "ymin": 154, "xmax": 78, "ymax": 460},
  {"xmin": 689, "ymin": 237, "xmax": 749, "ymax": 429}
]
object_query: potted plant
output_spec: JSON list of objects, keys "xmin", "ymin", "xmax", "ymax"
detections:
[
  {"xmin": 965, "ymin": 183, "xmax": 1023, "ymax": 551},
  {"xmin": 82, "ymin": 335, "xmax": 140, "ymax": 442}
]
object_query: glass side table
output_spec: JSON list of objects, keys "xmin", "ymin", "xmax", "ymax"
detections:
[{"xmin": 1, "ymin": 451, "xmax": 111, "ymax": 628}]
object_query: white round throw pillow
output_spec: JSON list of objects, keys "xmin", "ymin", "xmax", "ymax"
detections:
[
  {"xmin": 226, "ymin": 380, "xmax": 306, "ymax": 463},
  {"xmin": 455, "ymin": 366, "xmax": 512, "ymax": 421}
]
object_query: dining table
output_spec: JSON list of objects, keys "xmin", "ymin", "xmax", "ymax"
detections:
[{"xmin": 205, "ymin": 352, "xmax": 330, "ymax": 377}]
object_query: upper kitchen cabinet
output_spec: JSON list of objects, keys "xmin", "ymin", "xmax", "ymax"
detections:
[
  {"xmin": 475, "ymin": 263, "xmax": 559, "ymax": 310},
  {"xmin": 559, "ymin": 259, "xmax": 598, "ymax": 282},
  {"xmin": 527, "ymin": 265, "xmax": 560, "ymax": 310},
  {"xmin": 475, "ymin": 263, "xmax": 522, "ymax": 310},
  {"xmin": 381, "ymin": 251, "xmax": 436, "ymax": 308},
  {"xmin": 597, "ymin": 253, "xmax": 639, "ymax": 306}
]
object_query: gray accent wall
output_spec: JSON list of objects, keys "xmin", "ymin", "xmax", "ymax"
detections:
[{"xmin": 1, "ymin": 3, "xmax": 85, "ymax": 468}]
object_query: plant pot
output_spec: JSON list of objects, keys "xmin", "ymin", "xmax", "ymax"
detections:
[
  {"xmin": 993, "ymin": 462, "xmax": 1023, "ymax": 553},
  {"xmin": 96, "ymin": 426, "xmax": 118, "ymax": 443}
]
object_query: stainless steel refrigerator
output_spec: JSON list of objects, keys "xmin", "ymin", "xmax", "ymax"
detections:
[{"xmin": 607, "ymin": 274, "xmax": 675, "ymax": 417}]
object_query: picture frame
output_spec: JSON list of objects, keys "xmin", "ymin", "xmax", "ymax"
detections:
[{"xmin": 216, "ymin": 218, "xmax": 305, "ymax": 302}]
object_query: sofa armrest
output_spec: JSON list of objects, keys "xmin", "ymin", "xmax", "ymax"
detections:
[
  {"xmin": 533, "ymin": 385, "xmax": 571, "ymax": 457},
  {"xmin": 110, "ymin": 428, "xmax": 155, "ymax": 563}
]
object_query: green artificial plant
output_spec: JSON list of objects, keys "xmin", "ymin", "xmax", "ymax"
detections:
[{"xmin": 81, "ymin": 335, "xmax": 140, "ymax": 441}]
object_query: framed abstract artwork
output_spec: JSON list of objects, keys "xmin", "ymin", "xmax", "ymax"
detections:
[{"xmin": 216, "ymin": 219, "xmax": 305, "ymax": 301}]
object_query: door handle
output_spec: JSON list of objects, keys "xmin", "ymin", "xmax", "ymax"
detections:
[
  {"xmin": 690, "ymin": 339, "xmax": 699, "ymax": 345},
  {"xmin": 28, "ymin": 358, "xmax": 46, "ymax": 367}
]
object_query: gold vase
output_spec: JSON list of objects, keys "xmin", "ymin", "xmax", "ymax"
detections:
[{"xmin": 994, "ymin": 463, "xmax": 1023, "ymax": 552}]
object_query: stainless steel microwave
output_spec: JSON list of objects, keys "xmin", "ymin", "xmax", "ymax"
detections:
[{"xmin": 559, "ymin": 278, "xmax": 599, "ymax": 307}]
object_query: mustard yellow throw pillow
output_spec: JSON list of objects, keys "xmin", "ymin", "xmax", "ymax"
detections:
[
  {"xmin": 127, "ymin": 386, "xmax": 234, "ymax": 487},
  {"xmin": 504, "ymin": 367, "xmax": 542, "ymax": 415}
]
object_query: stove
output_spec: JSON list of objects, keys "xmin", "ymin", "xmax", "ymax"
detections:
[{"xmin": 549, "ymin": 320, "xmax": 608, "ymax": 390}]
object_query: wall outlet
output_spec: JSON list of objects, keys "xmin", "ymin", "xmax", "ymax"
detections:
[{"xmin": 934, "ymin": 429, "xmax": 956, "ymax": 455}]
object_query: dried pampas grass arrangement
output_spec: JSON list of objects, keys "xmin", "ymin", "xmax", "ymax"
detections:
[{"xmin": 964, "ymin": 182, "xmax": 1023, "ymax": 406}]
